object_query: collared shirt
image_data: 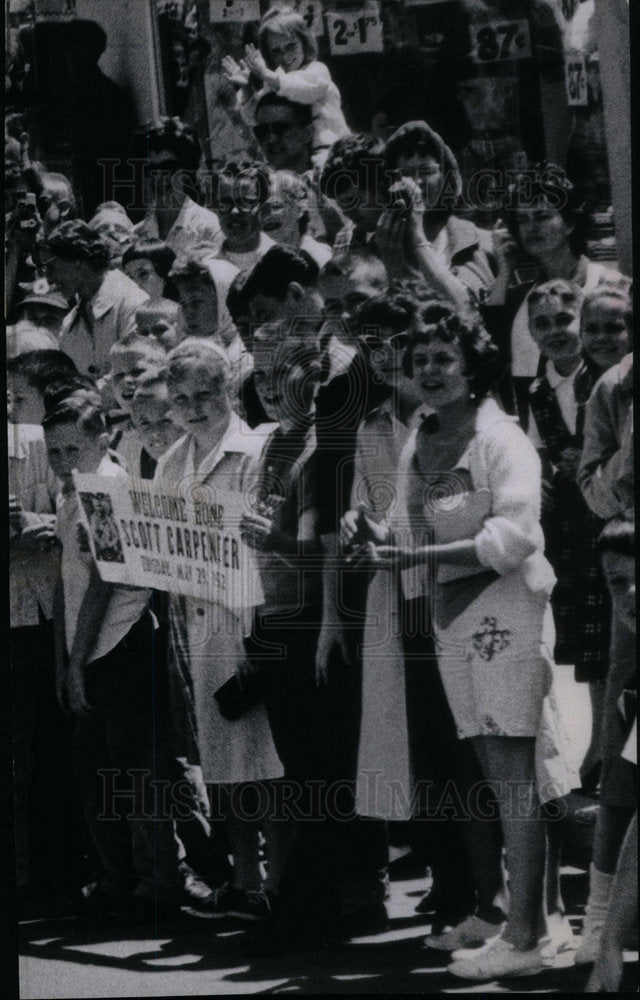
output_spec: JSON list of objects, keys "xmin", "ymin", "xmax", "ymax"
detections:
[
  {"xmin": 9, "ymin": 424, "xmax": 60, "ymax": 626},
  {"xmin": 136, "ymin": 196, "xmax": 223, "ymax": 257},
  {"xmin": 56, "ymin": 455, "xmax": 150, "ymax": 662},
  {"xmin": 528, "ymin": 360, "xmax": 581, "ymax": 448},
  {"xmin": 59, "ymin": 268, "xmax": 148, "ymax": 377}
]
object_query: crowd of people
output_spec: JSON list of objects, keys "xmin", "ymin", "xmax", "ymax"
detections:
[{"xmin": 6, "ymin": 6, "xmax": 636, "ymax": 990}]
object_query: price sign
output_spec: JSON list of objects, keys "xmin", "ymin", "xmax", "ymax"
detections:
[
  {"xmin": 156, "ymin": 0, "xmax": 186, "ymax": 18},
  {"xmin": 277, "ymin": 0, "xmax": 324, "ymax": 36},
  {"xmin": 469, "ymin": 19, "xmax": 532, "ymax": 63},
  {"xmin": 565, "ymin": 51, "xmax": 588, "ymax": 106},
  {"xmin": 327, "ymin": 3, "xmax": 383, "ymax": 55},
  {"xmin": 209, "ymin": 0, "xmax": 260, "ymax": 23}
]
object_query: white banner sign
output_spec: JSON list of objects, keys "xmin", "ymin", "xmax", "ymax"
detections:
[
  {"xmin": 209, "ymin": 0, "xmax": 260, "ymax": 23},
  {"xmin": 469, "ymin": 19, "xmax": 532, "ymax": 64},
  {"xmin": 327, "ymin": 3, "xmax": 383, "ymax": 55},
  {"xmin": 564, "ymin": 51, "xmax": 588, "ymax": 107},
  {"xmin": 73, "ymin": 472, "xmax": 263, "ymax": 610}
]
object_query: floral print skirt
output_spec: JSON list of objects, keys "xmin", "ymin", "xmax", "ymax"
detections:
[{"xmin": 434, "ymin": 571, "xmax": 555, "ymax": 740}]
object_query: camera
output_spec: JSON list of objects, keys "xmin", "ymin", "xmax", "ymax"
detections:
[{"xmin": 17, "ymin": 193, "xmax": 39, "ymax": 230}]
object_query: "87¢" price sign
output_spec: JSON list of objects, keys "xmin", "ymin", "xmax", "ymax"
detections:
[
  {"xmin": 327, "ymin": 2, "xmax": 383, "ymax": 55},
  {"xmin": 469, "ymin": 19, "xmax": 532, "ymax": 63}
]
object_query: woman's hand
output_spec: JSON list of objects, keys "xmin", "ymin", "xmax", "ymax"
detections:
[
  {"xmin": 367, "ymin": 542, "xmax": 417, "ymax": 568},
  {"xmin": 240, "ymin": 511, "xmax": 274, "ymax": 550},
  {"xmin": 340, "ymin": 507, "xmax": 388, "ymax": 549},
  {"xmin": 222, "ymin": 54, "xmax": 251, "ymax": 89},
  {"xmin": 375, "ymin": 177, "xmax": 423, "ymax": 277}
]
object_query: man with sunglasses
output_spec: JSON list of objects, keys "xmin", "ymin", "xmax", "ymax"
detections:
[
  {"xmin": 253, "ymin": 93, "xmax": 314, "ymax": 175},
  {"xmin": 212, "ymin": 160, "xmax": 275, "ymax": 272},
  {"xmin": 132, "ymin": 118, "xmax": 222, "ymax": 256}
]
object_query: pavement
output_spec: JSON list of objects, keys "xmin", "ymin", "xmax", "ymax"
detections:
[
  {"xmin": 15, "ymin": 666, "xmax": 639, "ymax": 997},
  {"xmin": 16, "ymin": 863, "xmax": 638, "ymax": 997}
]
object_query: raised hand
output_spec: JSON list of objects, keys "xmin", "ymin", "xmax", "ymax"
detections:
[
  {"xmin": 221, "ymin": 54, "xmax": 250, "ymax": 88},
  {"xmin": 244, "ymin": 43, "xmax": 271, "ymax": 82}
]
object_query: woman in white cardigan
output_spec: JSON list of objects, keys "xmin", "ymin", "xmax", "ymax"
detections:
[{"xmin": 345, "ymin": 302, "xmax": 559, "ymax": 980}]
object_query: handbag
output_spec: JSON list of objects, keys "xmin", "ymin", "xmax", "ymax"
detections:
[{"xmin": 213, "ymin": 666, "xmax": 264, "ymax": 721}]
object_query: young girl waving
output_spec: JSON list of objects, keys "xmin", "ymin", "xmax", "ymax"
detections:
[{"xmin": 223, "ymin": 7, "xmax": 349, "ymax": 167}]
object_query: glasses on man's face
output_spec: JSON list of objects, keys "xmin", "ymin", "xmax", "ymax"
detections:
[
  {"xmin": 360, "ymin": 332, "xmax": 407, "ymax": 353},
  {"xmin": 253, "ymin": 122, "xmax": 293, "ymax": 142}
]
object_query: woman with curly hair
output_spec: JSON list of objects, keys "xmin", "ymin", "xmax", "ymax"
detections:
[
  {"xmin": 345, "ymin": 303, "xmax": 561, "ymax": 979},
  {"xmin": 40, "ymin": 220, "xmax": 148, "ymax": 378}
]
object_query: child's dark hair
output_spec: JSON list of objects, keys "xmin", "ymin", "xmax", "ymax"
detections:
[
  {"xmin": 7, "ymin": 349, "xmax": 77, "ymax": 395},
  {"xmin": 403, "ymin": 300, "xmax": 499, "ymax": 402},
  {"xmin": 255, "ymin": 92, "xmax": 313, "ymax": 129},
  {"xmin": 42, "ymin": 374, "xmax": 97, "ymax": 415},
  {"xmin": 42, "ymin": 388, "xmax": 109, "ymax": 437},
  {"xmin": 43, "ymin": 220, "xmax": 111, "ymax": 271},
  {"xmin": 122, "ymin": 238, "xmax": 176, "ymax": 280},
  {"xmin": 242, "ymin": 246, "xmax": 319, "ymax": 303},
  {"xmin": 354, "ymin": 293, "xmax": 413, "ymax": 336},
  {"xmin": 597, "ymin": 517, "xmax": 635, "ymax": 558}
]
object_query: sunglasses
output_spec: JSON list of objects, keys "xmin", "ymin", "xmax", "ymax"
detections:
[
  {"xmin": 360, "ymin": 332, "xmax": 407, "ymax": 353},
  {"xmin": 253, "ymin": 122, "xmax": 293, "ymax": 142}
]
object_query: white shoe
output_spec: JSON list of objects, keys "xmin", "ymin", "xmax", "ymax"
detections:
[
  {"xmin": 425, "ymin": 914, "xmax": 504, "ymax": 952},
  {"xmin": 545, "ymin": 912, "xmax": 578, "ymax": 954},
  {"xmin": 448, "ymin": 935, "xmax": 554, "ymax": 980}
]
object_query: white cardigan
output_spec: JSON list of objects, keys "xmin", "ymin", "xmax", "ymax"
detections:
[{"xmin": 394, "ymin": 397, "xmax": 556, "ymax": 597}]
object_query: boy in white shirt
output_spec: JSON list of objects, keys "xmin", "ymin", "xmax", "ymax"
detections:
[{"xmin": 44, "ymin": 389, "xmax": 182, "ymax": 922}]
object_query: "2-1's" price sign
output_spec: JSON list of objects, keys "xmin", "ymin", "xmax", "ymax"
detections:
[
  {"xmin": 209, "ymin": 0, "xmax": 260, "ymax": 23},
  {"xmin": 327, "ymin": 3, "xmax": 383, "ymax": 55},
  {"xmin": 565, "ymin": 52, "xmax": 588, "ymax": 106},
  {"xmin": 469, "ymin": 19, "xmax": 532, "ymax": 63}
]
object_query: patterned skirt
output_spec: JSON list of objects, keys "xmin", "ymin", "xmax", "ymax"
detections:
[{"xmin": 434, "ymin": 570, "xmax": 555, "ymax": 740}]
